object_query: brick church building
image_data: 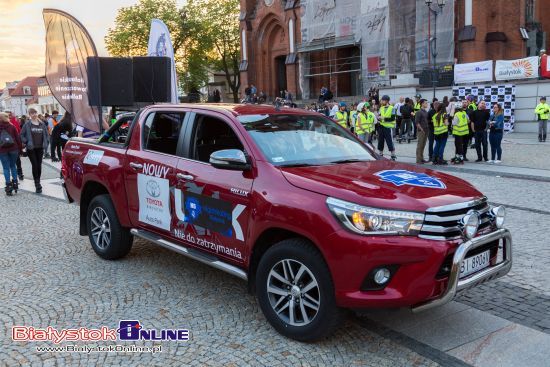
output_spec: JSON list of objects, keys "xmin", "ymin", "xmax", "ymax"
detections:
[{"xmin": 239, "ymin": 0, "xmax": 550, "ymax": 101}]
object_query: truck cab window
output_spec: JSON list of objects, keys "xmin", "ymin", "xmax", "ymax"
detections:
[
  {"xmin": 142, "ymin": 112, "xmax": 186, "ymax": 155},
  {"xmin": 191, "ymin": 115, "xmax": 244, "ymax": 163}
]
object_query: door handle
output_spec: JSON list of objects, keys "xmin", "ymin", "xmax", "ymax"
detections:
[
  {"xmin": 129, "ymin": 162, "xmax": 143, "ymax": 170},
  {"xmin": 177, "ymin": 173, "xmax": 194, "ymax": 181}
]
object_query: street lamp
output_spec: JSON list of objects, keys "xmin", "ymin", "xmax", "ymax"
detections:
[{"xmin": 426, "ymin": 0, "xmax": 446, "ymax": 99}]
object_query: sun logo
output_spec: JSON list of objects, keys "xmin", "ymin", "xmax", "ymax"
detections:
[{"xmin": 512, "ymin": 59, "xmax": 533, "ymax": 77}]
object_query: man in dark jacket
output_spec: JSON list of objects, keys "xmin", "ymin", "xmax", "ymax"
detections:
[
  {"xmin": 50, "ymin": 112, "xmax": 73, "ymax": 162},
  {"xmin": 415, "ymin": 99, "xmax": 430, "ymax": 164},
  {"xmin": 470, "ymin": 100, "xmax": 490, "ymax": 161}
]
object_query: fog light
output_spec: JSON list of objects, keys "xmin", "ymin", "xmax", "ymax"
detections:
[
  {"xmin": 491, "ymin": 206, "xmax": 506, "ymax": 228},
  {"xmin": 373, "ymin": 268, "xmax": 391, "ymax": 285},
  {"xmin": 462, "ymin": 211, "xmax": 480, "ymax": 239}
]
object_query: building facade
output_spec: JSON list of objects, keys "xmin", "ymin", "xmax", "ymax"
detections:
[
  {"xmin": 239, "ymin": 0, "xmax": 301, "ymax": 100},
  {"xmin": 240, "ymin": 0, "xmax": 550, "ymax": 100}
]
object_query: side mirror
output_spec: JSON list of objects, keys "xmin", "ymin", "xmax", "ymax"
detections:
[{"xmin": 210, "ymin": 149, "xmax": 251, "ymax": 171}]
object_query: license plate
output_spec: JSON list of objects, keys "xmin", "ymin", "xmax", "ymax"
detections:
[{"xmin": 459, "ymin": 250, "xmax": 491, "ymax": 279}]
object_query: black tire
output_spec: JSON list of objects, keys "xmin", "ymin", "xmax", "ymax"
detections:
[
  {"xmin": 86, "ymin": 194, "xmax": 133, "ymax": 260},
  {"xmin": 256, "ymin": 238, "xmax": 343, "ymax": 341}
]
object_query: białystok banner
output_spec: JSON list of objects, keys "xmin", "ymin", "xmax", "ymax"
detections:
[
  {"xmin": 495, "ymin": 56, "xmax": 539, "ymax": 81},
  {"xmin": 148, "ymin": 19, "xmax": 179, "ymax": 104},
  {"xmin": 43, "ymin": 9, "xmax": 101, "ymax": 132}
]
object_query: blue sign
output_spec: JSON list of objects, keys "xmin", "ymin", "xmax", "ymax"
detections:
[{"xmin": 375, "ymin": 170, "xmax": 446, "ymax": 189}]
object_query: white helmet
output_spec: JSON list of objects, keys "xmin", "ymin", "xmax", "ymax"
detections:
[
  {"xmin": 454, "ymin": 102, "xmax": 463, "ymax": 110},
  {"xmin": 357, "ymin": 102, "xmax": 366, "ymax": 111}
]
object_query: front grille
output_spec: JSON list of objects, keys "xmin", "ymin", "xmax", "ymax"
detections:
[{"xmin": 419, "ymin": 197, "xmax": 493, "ymax": 240}]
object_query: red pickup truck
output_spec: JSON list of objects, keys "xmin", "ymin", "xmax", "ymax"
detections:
[{"xmin": 62, "ymin": 104, "xmax": 512, "ymax": 341}]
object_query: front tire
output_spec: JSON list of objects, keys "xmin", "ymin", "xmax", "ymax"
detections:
[
  {"xmin": 256, "ymin": 238, "xmax": 343, "ymax": 341},
  {"xmin": 86, "ymin": 194, "xmax": 133, "ymax": 260}
]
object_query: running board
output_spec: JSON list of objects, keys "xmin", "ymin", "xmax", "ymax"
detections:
[{"xmin": 130, "ymin": 229, "xmax": 247, "ymax": 281}]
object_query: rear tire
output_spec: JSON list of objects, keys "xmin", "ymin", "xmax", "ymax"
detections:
[
  {"xmin": 86, "ymin": 194, "xmax": 133, "ymax": 260},
  {"xmin": 256, "ymin": 238, "xmax": 343, "ymax": 341}
]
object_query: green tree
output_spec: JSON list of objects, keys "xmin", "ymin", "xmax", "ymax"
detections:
[
  {"xmin": 105, "ymin": 0, "xmax": 241, "ymax": 101},
  {"xmin": 105, "ymin": 0, "xmax": 183, "ymax": 57},
  {"xmin": 180, "ymin": 0, "xmax": 241, "ymax": 102}
]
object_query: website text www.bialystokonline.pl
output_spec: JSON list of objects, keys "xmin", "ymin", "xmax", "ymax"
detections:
[{"xmin": 35, "ymin": 344, "xmax": 162, "ymax": 354}]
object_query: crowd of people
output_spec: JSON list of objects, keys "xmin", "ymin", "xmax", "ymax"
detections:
[
  {"xmin": 302, "ymin": 91, "xmax": 531, "ymax": 165},
  {"xmin": 0, "ymin": 109, "xmax": 74, "ymax": 196}
]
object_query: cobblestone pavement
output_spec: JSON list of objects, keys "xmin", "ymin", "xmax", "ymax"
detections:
[
  {"xmin": 391, "ymin": 132, "xmax": 550, "ymax": 170},
  {"xmin": 0, "ymin": 191, "xmax": 440, "ymax": 366},
  {"xmin": 435, "ymin": 171, "xmax": 550, "ymax": 335}
]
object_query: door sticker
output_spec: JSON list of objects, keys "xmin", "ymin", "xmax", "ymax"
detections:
[
  {"xmin": 138, "ymin": 173, "xmax": 171, "ymax": 230},
  {"xmin": 174, "ymin": 189, "xmax": 246, "ymax": 241},
  {"xmin": 83, "ymin": 150, "xmax": 104, "ymax": 166}
]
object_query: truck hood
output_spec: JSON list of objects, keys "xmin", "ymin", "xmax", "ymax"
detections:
[{"xmin": 280, "ymin": 160, "xmax": 483, "ymax": 212}]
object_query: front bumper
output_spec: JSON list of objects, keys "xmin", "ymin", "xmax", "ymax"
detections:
[{"xmin": 412, "ymin": 228, "xmax": 512, "ymax": 312}]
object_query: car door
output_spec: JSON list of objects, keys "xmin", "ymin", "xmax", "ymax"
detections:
[
  {"xmin": 124, "ymin": 109, "xmax": 188, "ymax": 236},
  {"xmin": 171, "ymin": 110, "xmax": 254, "ymax": 265}
]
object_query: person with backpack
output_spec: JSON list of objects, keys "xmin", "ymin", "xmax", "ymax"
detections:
[
  {"xmin": 6, "ymin": 111, "xmax": 24, "ymax": 180},
  {"xmin": 0, "ymin": 112, "xmax": 22, "ymax": 196},
  {"xmin": 20, "ymin": 108, "xmax": 49, "ymax": 193}
]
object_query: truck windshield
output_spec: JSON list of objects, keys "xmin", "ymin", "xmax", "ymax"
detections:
[{"xmin": 238, "ymin": 114, "xmax": 376, "ymax": 166}]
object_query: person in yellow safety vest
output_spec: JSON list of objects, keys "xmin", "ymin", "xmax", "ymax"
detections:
[
  {"xmin": 349, "ymin": 103, "xmax": 358, "ymax": 134},
  {"xmin": 451, "ymin": 102, "xmax": 470, "ymax": 164},
  {"xmin": 535, "ymin": 96, "xmax": 550, "ymax": 142},
  {"xmin": 355, "ymin": 102, "xmax": 377, "ymax": 144},
  {"xmin": 413, "ymin": 94, "xmax": 422, "ymax": 139},
  {"xmin": 432, "ymin": 103, "xmax": 449, "ymax": 165},
  {"xmin": 378, "ymin": 95, "xmax": 397, "ymax": 160},
  {"xmin": 334, "ymin": 102, "xmax": 349, "ymax": 128}
]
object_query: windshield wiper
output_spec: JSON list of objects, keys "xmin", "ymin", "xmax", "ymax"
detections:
[
  {"xmin": 277, "ymin": 163, "xmax": 318, "ymax": 168},
  {"xmin": 329, "ymin": 159, "xmax": 367, "ymax": 164}
]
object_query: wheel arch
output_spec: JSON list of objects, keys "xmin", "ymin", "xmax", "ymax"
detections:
[
  {"xmin": 247, "ymin": 227, "xmax": 328, "ymax": 294},
  {"xmin": 79, "ymin": 181, "xmax": 110, "ymax": 236}
]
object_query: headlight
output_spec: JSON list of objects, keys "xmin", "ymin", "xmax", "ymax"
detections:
[
  {"xmin": 462, "ymin": 211, "xmax": 480, "ymax": 239},
  {"xmin": 326, "ymin": 197, "xmax": 424, "ymax": 235},
  {"xmin": 491, "ymin": 206, "xmax": 506, "ymax": 228}
]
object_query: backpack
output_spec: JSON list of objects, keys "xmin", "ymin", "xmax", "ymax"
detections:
[{"xmin": 0, "ymin": 128, "xmax": 15, "ymax": 148}]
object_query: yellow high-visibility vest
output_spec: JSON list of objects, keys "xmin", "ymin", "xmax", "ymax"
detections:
[
  {"xmin": 335, "ymin": 111, "xmax": 348, "ymax": 128},
  {"xmin": 356, "ymin": 112, "xmax": 375, "ymax": 134},
  {"xmin": 432, "ymin": 113, "xmax": 447, "ymax": 135},
  {"xmin": 453, "ymin": 111, "xmax": 469, "ymax": 136},
  {"xmin": 379, "ymin": 105, "xmax": 395, "ymax": 128}
]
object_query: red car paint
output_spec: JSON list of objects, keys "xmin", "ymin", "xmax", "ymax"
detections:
[{"xmin": 62, "ymin": 103, "xmax": 508, "ymax": 310}]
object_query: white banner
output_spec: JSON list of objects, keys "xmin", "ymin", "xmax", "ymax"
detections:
[
  {"xmin": 148, "ymin": 19, "xmax": 179, "ymax": 103},
  {"xmin": 495, "ymin": 56, "xmax": 539, "ymax": 81},
  {"xmin": 454, "ymin": 60, "xmax": 493, "ymax": 84}
]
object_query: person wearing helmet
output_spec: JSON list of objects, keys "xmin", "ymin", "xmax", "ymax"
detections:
[
  {"xmin": 334, "ymin": 102, "xmax": 349, "ymax": 129},
  {"xmin": 451, "ymin": 101, "xmax": 470, "ymax": 164},
  {"xmin": 355, "ymin": 102, "xmax": 377, "ymax": 144},
  {"xmin": 378, "ymin": 95, "xmax": 397, "ymax": 160}
]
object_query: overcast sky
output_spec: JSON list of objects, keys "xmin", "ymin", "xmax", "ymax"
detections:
[{"xmin": 0, "ymin": 0, "xmax": 186, "ymax": 86}]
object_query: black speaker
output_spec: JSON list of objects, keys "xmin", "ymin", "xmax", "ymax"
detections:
[
  {"xmin": 132, "ymin": 57, "xmax": 171, "ymax": 103},
  {"xmin": 87, "ymin": 57, "xmax": 134, "ymax": 106}
]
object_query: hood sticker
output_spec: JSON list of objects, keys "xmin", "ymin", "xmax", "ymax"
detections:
[{"xmin": 375, "ymin": 170, "xmax": 447, "ymax": 189}]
